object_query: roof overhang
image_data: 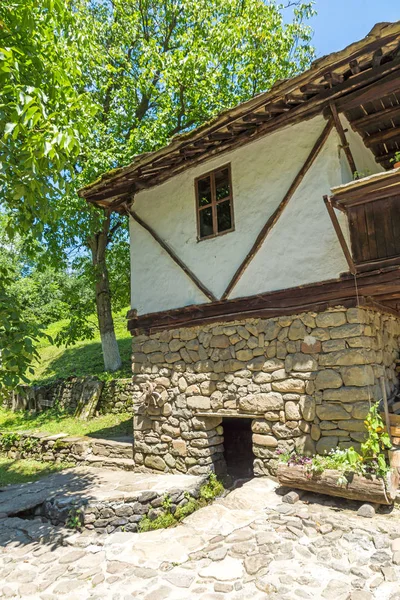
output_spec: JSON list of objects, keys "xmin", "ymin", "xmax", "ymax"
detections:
[{"xmin": 79, "ymin": 21, "xmax": 400, "ymax": 212}]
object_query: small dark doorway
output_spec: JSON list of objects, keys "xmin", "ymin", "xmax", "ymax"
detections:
[{"xmin": 222, "ymin": 417, "xmax": 253, "ymax": 480}]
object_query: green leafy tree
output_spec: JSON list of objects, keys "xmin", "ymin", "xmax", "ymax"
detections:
[
  {"xmin": 0, "ymin": 0, "xmax": 96, "ymax": 393},
  {"xmin": 55, "ymin": 0, "xmax": 316, "ymax": 372}
]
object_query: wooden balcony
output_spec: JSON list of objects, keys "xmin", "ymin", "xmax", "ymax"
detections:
[{"xmin": 329, "ymin": 168, "xmax": 400, "ymax": 273}]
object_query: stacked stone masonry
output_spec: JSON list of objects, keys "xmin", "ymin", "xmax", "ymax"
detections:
[
  {"xmin": 131, "ymin": 307, "xmax": 400, "ymax": 476},
  {"xmin": 9, "ymin": 378, "xmax": 135, "ymax": 415},
  {"xmin": 0, "ymin": 432, "xmax": 135, "ymax": 471}
]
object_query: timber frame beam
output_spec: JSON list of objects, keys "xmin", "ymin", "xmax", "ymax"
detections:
[
  {"xmin": 127, "ymin": 264, "xmax": 400, "ymax": 334},
  {"xmin": 123, "ymin": 203, "xmax": 217, "ymax": 303},
  {"xmin": 323, "ymin": 195, "xmax": 356, "ymax": 274}
]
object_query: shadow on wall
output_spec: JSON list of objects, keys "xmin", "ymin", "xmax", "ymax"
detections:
[{"xmin": 35, "ymin": 338, "xmax": 133, "ymax": 384}]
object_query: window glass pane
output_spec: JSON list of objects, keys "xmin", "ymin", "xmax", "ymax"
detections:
[
  {"xmin": 197, "ymin": 176, "xmax": 212, "ymax": 207},
  {"xmin": 215, "ymin": 168, "xmax": 230, "ymax": 201},
  {"xmin": 199, "ymin": 206, "xmax": 214, "ymax": 238},
  {"xmin": 217, "ymin": 200, "xmax": 232, "ymax": 233}
]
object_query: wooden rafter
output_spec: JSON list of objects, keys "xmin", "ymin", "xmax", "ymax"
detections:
[
  {"xmin": 329, "ymin": 102, "xmax": 357, "ymax": 176},
  {"xmin": 123, "ymin": 204, "xmax": 217, "ymax": 303},
  {"xmin": 220, "ymin": 119, "xmax": 334, "ymax": 300}
]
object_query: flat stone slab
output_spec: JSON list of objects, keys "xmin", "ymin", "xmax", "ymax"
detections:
[{"xmin": 0, "ymin": 467, "xmax": 204, "ymax": 516}]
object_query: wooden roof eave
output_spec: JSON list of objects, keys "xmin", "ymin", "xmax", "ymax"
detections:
[{"xmin": 79, "ymin": 21, "xmax": 400, "ymax": 208}]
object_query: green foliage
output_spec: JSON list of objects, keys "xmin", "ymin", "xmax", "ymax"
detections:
[
  {"xmin": 391, "ymin": 151, "xmax": 400, "ymax": 164},
  {"xmin": 0, "ymin": 456, "xmax": 71, "ymax": 486},
  {"xmin": 66, "ymin": 508, "xmax": 83, "ymax": 530},
  {"xmin": 353, "ymin": 169, "xmax": 371, "ymax": 180},
  {"xmin": 22, "ymin": 437, "xmax": 39, "ymax": 453},
  {"xmin": 361, "ymin": 402, "xmax": 392, "ymax": 477},
  {"xmin": 279, "ymin": 403, "xmax": 392, "ymax": 482},
  {"xmin": 139, "ymin": 471, "xmax": 224, "ymax": 532},
  {"xmin": 199, "ymin": 472, "xmax": 224, "ymax": 501},
  {"xmin": 0, "ymin": 432, "xmax": 20, "ymax": 450}
]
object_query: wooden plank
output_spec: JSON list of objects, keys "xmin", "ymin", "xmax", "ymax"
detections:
[
  {"xmin": 277, "ymin": 464, "xmax": 398, "ymax": 505},
  {"xmin": 391, "ymin": 196, "xmax": 400, "ymax": 255},
  {"xmin": 380, "ymin": 376, "xmax": 393, "ymax": 445},
  {"xmin": 355, "ymin": 205, "xmax": 371, "ymax": 262},
  {"xmin": 220, "ymin": 120, "xmax": 334, "ymax": 300},
  {"xmin": 372, "ymin": 200, "xmax": 388, "ymax": 259},
  {"xmin": 363, "ymin": 201, "xmax": 378, "ymax": 260},
  {"xmin": 383, "ymin": 197, "xmax": 397, "ymax": 258},
  {"xmin": 324, "ymin": 196, "xmax": 356, "ymax": 273},
  {"xmin": 124, "ymin": 204, "xmax": 217, "ymax": 303},
  {"xmin": 329, "ymin": 102, "xmax": 357, "ymax": 175}
]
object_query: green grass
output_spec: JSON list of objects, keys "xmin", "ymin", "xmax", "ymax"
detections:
[
  {"xmin": 0, "ymin": 456, "xmax": 71, "ymax": 486},
  {"xmin": 30, "ymin": 307, "xmax": 132, "ymax": 385},
  {"xmin": 0, "ymin": 407, "xmax": 132, "ymax": 439}
]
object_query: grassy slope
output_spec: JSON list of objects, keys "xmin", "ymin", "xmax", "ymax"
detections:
[
  {"xmin": 0, "ymin": 457, "xmax": 71, "ymax": 486},
  {"xmin": 0, "ymin": 407, "xmax": 132, "ymax": 438},
  {"xmin": 30, "ymin": 307, "xmax": 132, "ymax": 385}
]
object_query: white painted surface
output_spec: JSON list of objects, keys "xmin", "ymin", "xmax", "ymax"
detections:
[
  {"xmin": 339, "ymin": 115, "xmax": 383, "ymax": 182},
  {"xmin": 129, "ymin": 114, "xmax": 380, "ymax": 315}
]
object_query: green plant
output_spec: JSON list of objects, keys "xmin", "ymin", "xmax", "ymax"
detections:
[
  {"xmin": 391, "ymin": 151, "xmax": 400, "ymax": 165},
  {"xmin": 279, "ymin": 402, "xmax": 391, "ymax": 483},
  {"xmin": 0, "ymin": 432, "xmax": 21, "ymax": 450},
  {"xmin": 161, "ymin": 494, "xmax": 172, "ymax": 511},
  {"xmin": 199, "ymin": 472, "xmax": 224, "ymax": 501},
  {"xmin": 66, "ymin": 508, "xmax": 82, "ymax": 530},
  {"xmin": 138, "ymin": 472, "xmax": 224, "ymax": 532},
  {"xmin": 138, "ymin": 512, "xmax": 176, "ymax": 533},
  {"xmin": 353, "ymin": 169, "xmax": 371, "ymax": 180},
  {"xmin": 361, "ymin": 402, "xmax": 391, "ymax": 477},
  {"xmin": 22, "ymin": 437, "xmax": 40, "ymax": 453}
]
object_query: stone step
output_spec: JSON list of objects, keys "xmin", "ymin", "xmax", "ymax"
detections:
[
  {"xmin": 75, "ymin": 454, "xmax": 136, "ymax": 471},
  {"xmin": 90, "ymin": 438, "xmax": 133, "ymax": 460}
]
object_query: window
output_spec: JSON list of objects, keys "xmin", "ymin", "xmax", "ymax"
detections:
[{"xmin": 195, "ymin": 164, "xmax": 234, "ymax": 240}]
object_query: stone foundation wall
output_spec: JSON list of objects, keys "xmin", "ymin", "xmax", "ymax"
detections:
[{"xmin": 131, "ymin": 307, "xmax": 400, "ymax": 476}]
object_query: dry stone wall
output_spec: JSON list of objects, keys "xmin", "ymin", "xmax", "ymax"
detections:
[
  {"xmin": 9, "ymin": 377, "xmax": 135, "ymax": 415},
  {"xmin": 131, "ymin": 307, "xmax": 400, "ymax": 476}
]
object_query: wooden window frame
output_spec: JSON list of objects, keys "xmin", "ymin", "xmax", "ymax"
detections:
[{"xmin": 195, "ymin": 163, "xmax": 235, "ymax": 241}]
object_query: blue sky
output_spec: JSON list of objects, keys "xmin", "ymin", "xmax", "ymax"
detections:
[{"xmin": 310, "ymin": 0, "xmax": 399, "ymax": 57}]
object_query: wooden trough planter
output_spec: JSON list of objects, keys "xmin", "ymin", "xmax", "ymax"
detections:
[{"xmin": 277, "ymin": 463, "xmax": 399, "ymax": 505}]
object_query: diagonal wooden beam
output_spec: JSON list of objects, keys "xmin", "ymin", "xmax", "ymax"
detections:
[
  {"xmin": 220, "ymin": 119, "xmax": 334, "ymax": 300},
  {"xmin": 329, "ymin": 102, "xmax": 357, "ymax": 176},
  {"xmin": 323, "ymin": 195, "xmax": 356, "ymax": 275},
  {"xmin": 123, "ymin": 203, "xmax": 217, "ymax": 303}
]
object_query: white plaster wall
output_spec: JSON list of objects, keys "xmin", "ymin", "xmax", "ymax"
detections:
[
  {"xmin": 231, "ymin": 129, "xmax": 348, "ymax": 298},
  {"xmin": 129, "ymin": 113, "xmax": 381, "ymax": 315},
  {"xmin": 339, "ymin": 115, "xmax": 383, "ymax": 183}
]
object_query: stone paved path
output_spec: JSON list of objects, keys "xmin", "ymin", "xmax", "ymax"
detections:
[{"xmin": 1, "ymin": 477, "xmax": 400, "ymax": 599}]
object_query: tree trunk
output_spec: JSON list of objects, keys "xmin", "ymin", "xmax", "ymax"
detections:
[{"xmin": 89, "ymin": 213, "xmax": 122, "ymax": 372}]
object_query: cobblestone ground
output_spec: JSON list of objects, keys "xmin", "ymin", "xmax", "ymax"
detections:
[{"xmin": 1, "ymin": 478, "xmax": 400, "ymax": 600}]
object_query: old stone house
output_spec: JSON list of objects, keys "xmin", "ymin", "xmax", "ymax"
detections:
[{"xmin": 81, "ymin": 22, "xmax": 400, "ymax": 478}]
